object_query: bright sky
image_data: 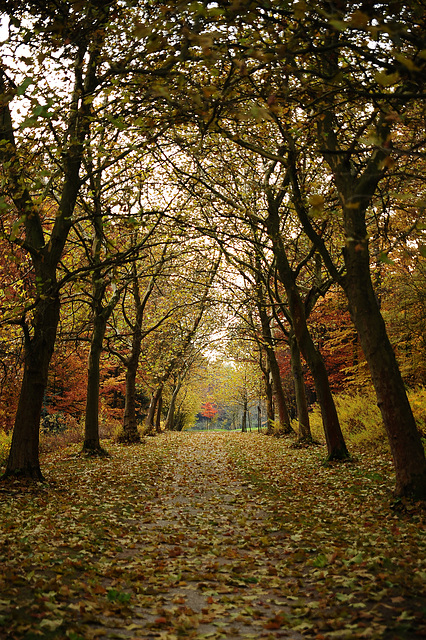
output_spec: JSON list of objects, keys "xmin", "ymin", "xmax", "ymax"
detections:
[{"xmin": 0, "ymin": 14, "xmax": 8, "ymax": 42}]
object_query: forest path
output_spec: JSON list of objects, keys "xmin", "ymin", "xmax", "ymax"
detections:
[
  {"xmin": 87, "ymin": 432, "xmax": 306, "ymax": 639},
  {"xmin": 1, "ymin": 431, "xmax": 425, "ymax": 640}
]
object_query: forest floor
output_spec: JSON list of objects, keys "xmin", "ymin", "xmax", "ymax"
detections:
[{"xmin": 0, "ymin": 431, "xmax": 425, "ymax": 640}]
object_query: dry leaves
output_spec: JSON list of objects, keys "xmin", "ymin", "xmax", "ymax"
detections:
[{"xmin": 0, "ymin": 432, "xmax": 425, "ymax": 639}]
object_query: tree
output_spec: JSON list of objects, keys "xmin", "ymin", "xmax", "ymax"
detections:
[
  {"xmin": 200, "ymin": 401, "xmax": 218, "ymax": 430},
  {"xmin": 0, "ymin": 5, "xmax": 108, "ymax": 478},
  {"xmin": 0, "ymin": 0, "xmax": 187, "ymax": 476},
  {"xmin": 140, "ymin": 250, "xmax": 221, "ymax": 434},
  {"xmin": 159, "ymin": 126, "xmax": 347, "ymax": 456},
  {"xmin": 116, "ymin": 245, "xmax": 168, "ymax": 443},
  {"xmin": 287, "ymin": 1, "xmax": 426, "ymax": 495},
  {"xmin": 160, "ymin": 0, "xmax": 426, "ymax": 494}
]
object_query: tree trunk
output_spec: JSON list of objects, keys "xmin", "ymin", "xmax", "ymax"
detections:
[
  {"xmin": 255, "ymin": 264, "xmax": 293, "ymax": 433},
  {"xmin": 144, "ymin": 384, "xmax": 163, "ymax": 435},
  {"xmin": 267, "ymin": 346, "xmax": 292, "ymax": 434},
  {"xmin": 3, "ymin": 290, "xmax": 60, "ymax": 480},
  {"xmin": 83, "ymin": 313, "xmax": 108, "ymax": 454},
  {"xmin": 155, "ymin": 390, "xmax": 163, "ymax": 433},
  {"xmin": 118, "ymin": 256, "xmax": 162, "ymax": 444},
  {"xmin": 289, "ymin": 330, "xmax": 313, "ymax": 442},
  {"xmin": 241, "ymin": 399, "xmax": 248, "ymax": 432},
  {"xmin": 119, "ymin": 358, "xmax": 142, "ymax": 443},
  {"xmin": 164, "ymin": 381, "xmax": 182, "ymax": 431},
  {"xmin": 266, "ymin": 211, "xmax": 349, "ymax": 460},
  {"xmin": 343, "ymin": 238, "xmax": 426, "ymax": 497},
  {"xmin": 264, "ymin": 360, "xmax": 275, "ymax": 434}
]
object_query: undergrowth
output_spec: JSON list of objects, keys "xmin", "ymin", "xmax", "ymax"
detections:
[
  {"xmin": 0, "ymin": 431, "xmax": 11, "ymax": 467},
  {"xmin": 309, "ymin": 386, "xmax": 426, "ymax": 449}
]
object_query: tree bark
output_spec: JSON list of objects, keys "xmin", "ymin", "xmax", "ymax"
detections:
[
  {"xmin": 255, "ymin": 272, "xmax": 293, "ymax": 434},
  {"xmin": 289, "ymin": 330, "xmax": 313, "ymax": 442},
  {"xmin": 164, "ymin": 380, "xmax": 182, "ymax": 431},
  {"xmin": 144, "ymin": 384, "xmax": 163, "ymax": 435},
  {"xmin": 83, "ymin": 313, "xmax": 109, "ymax": 453},
  {"xmin": 241, "ymin": 398, "xmax": 248, "ymax": 432},
  {"xmin": 266, "ymin": 207, "xmax": 349, "ymax": 460},
  {"xmin": 155, "ymin": 390, "xmax": 163, "ymax": 433},
  {"xmin": 119, "ymin": 357, "xmax": 142, "ymax": 443},
  {"xmin": 343, "ymin": 235, "xmax": 426, "ymax": 497},
  {"xmin": 263, "ymin": 359, "xmax": 275, "ymax": 434},
  {"xmin": 3, "ymin": 285, "xmax": 60, "ymax": 479}
]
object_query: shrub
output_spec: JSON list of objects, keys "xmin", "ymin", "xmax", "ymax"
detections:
[
  {"xmin": 407, "ymin": 387, "xmax": 426, "ymax": 437},
  {"xmin": 41, "ymin": 411, "xmax": 67, "ymax": 434},
  {"xmin": 309, "ymin": 387, "xmax": 426, "ymax": 449},
  {"xmin": 39, "ymin": 415, "xmax": 83, "ymax": 453},
  {"xmin": 0, "ymin": 431, "xmax": 12, "ymax": 468},
  {"xmin": 309, "ymin": 389, "xmax": 385, "ymax": 449}
]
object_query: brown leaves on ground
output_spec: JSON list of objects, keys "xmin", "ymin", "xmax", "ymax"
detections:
[{"xmin": 0, "ymin": 432, "xmax": 425, "ymax": 640}]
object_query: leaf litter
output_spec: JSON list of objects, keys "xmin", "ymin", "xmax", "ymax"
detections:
[{"xmin": 0, "ymin": 431, "xmax": 425, "ymax": 640}]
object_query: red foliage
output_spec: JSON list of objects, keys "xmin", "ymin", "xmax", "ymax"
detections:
[{"xmin": 200, "ymin": 401, "xmax": 218, "ymax": 419}]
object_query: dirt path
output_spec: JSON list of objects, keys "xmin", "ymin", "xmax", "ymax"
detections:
[
  {"xmin": 87, "ymin": 433, "xmax": 306, "ymax": 639},
  {"xmin": 1, "ymin": 431, "xmax": 425, "ymax": 640}
]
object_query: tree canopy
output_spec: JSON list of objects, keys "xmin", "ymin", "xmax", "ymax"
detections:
[{"xmin": 0, "ymin": 0, "xmax": 425, "ymax": 497}]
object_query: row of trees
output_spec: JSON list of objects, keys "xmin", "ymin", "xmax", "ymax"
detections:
[{"xmin": 0, "ymin": 0, "xmax": 425, "ymax": 497}]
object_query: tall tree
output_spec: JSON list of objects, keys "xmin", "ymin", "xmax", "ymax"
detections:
[
  {"xmin": 0, "ymin": 5, "xmax": 109, "ymax": 478},
  {"xmin": 163, "ymin": 0, "xmax": 426, "ymax": 494}
]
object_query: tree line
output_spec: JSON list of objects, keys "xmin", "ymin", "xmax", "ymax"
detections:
[{"xmin": 0, "ymin": 0, "xmax": 425, "ymax": 498}]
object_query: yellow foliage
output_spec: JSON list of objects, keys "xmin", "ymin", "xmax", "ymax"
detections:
[
  {"xmin": 309, "ymin": 388, "xmax": 426, "ymax": 449},
  {"xmin": 407, "ymin": 387, "xmax": 426, "ymax": 435},
  {"xmin": 0, "ymin": 431, "xmax": 11, "ymax": 466}
]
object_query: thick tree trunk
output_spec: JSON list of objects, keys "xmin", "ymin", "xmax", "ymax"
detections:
[
  {"xmin": 119, "ymin": 360, "xmax": 142, "ymax": 443},
  {"xmin": 343, "ymin": 239, "xmax": 426, "ymax": 497},
  {"xmin": 289, "ymin": 330, "xmax": 312, "ymax": 442},
  {"xmin": 3, "ymin": 291, "xmax": 60, "ymax": 480},
  {"xmin": 144, "ymin": 384, "xmax": 163, "ymax": 435},
  {"xmin": 83, "ymin": 314, "xmax": 108, "ymax": 454},
  {"xmin": 267, "ymin": 214, "xmax": 348, "ymax": 459}
]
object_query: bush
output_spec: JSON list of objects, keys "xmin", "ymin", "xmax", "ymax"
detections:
[
  {"xmin": 408, "ymin": 387, "xmax": 426, "ymax": 437},
  {"xmin": 39, "ymin": 415, "xmax": 83, "ymax": 453},
  {"xmin": 309, "ymin": 387, "xmax": 426, "ymax": 449},
  {"xmin": 41, "ymin": 411, "xmax": 67, "ymax": 434},
  {"xmin": 309, "ymin": 389, "xmax": 385, "ymax": 449},
  {"xmin": 0, "ymin": 431, "xmax": 12, "ymax": 468}
]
